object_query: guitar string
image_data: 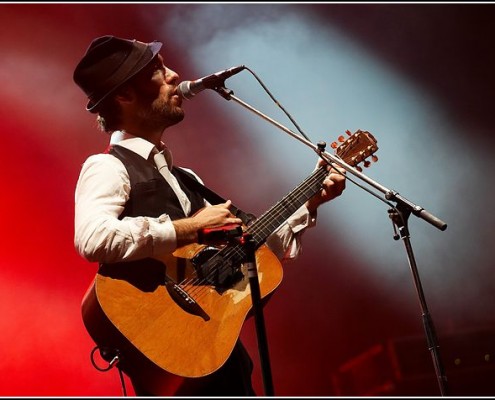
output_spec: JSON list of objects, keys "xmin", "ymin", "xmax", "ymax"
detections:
[
  {"xmin": 179, "ymin": 167, "xmax": 328, "ymax": 299},
  {"xmin": 186, "ymin": 167, "xmax": 326, "ymax": 286},
  {"xmin": 177, "ymin": 167, "xmax": 329, "ymax": 301}
]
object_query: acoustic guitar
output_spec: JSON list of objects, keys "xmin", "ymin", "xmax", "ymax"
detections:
[{"xmin": 81, "ymin": 129, "xmax": 378, "ymax": 383}]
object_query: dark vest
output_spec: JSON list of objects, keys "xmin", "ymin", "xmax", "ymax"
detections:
[
  {"xmin": 110, "ymin": 145, "xmax": 205, "ymax": 220},
  {"xmin": 98, "ymin": 145, "xmax": 205, "ymax": 286}
]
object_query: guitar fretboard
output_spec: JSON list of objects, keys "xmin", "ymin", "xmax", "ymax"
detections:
[
  {"xmin": 248, "ymin": 166, "xmax": 328, "ymax": 248},
  {"xmin": 205, "ymin": 166, "xmax": 328, "ymax": 272}
]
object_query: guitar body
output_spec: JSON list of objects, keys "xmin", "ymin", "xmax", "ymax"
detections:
[{"xmin": 81, "ymin": 243, "xmax": 283, "ymax": 383}]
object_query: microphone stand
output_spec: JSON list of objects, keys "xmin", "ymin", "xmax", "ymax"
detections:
[
  {"xmin": 212, "ymin": 85, "xmax": 449, "ymax": 396},
  {"xmin": 241, "ymin": 233, "xmax": 274, "ymax": 396}
]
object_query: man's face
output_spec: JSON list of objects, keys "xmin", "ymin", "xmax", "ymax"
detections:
[{"xmin": 130, "ymin": 54, "xmax": 185, "ymax": 130}]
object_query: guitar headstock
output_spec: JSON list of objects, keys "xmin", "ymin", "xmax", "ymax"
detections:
[{"xmin": 331, "ymin": 129, "xmax": 378, "ymax": 171}]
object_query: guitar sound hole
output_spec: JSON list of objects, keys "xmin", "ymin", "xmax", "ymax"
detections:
[{"xmin": 191, "ymin": 246, "xmax": 244, "ymax": 292}]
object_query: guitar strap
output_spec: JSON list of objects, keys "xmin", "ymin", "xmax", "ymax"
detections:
[{"xmin": 176, "ymin": 167, "xmax": 256, "ymax": 226}]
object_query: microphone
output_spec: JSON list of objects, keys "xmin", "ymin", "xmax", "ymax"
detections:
[{"xmin": 177, "ymin": 65, "xmax": 245, "ymax": 100}]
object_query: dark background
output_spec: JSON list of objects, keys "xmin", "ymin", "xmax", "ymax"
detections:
[{"xmin": 0, "ymin": 3, "xmax": 494, "ymax": 396}]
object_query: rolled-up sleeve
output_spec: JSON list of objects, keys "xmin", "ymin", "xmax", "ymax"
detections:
[
  {"xmin": 265, "ymin": 204, "xmax": 317, "ymax": 261},
  {"xmin": 74, "ymin": 154, "xmax": 178, "ymax": 264}
]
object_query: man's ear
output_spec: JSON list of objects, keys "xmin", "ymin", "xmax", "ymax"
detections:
[{"xmin": 114, "ymin": 85, "xmax": 135, "ymax": 106}]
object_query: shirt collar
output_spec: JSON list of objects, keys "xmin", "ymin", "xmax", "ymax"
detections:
[{"xmin": 110, "ymin": 131, "xmax": 174, "ymax": 169}]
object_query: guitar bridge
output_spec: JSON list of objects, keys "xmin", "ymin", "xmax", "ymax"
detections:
[{"xmin": 165, "ymin": 281, "xmax": 210, "ymax": 321}]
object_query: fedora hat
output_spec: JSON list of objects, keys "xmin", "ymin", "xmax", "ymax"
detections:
[{"xmin": 73, "ymin": 35, "xmax": 162, "ymax": 113}]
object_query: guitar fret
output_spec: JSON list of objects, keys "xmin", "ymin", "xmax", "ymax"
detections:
[{"xmin": 248, "ymin": 166, "xmax": 328, "ymax": 248}]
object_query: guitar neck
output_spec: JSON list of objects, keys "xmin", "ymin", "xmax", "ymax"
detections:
[
  {"xmin": 196, "ymin": 166, "xmax": 328, "ymax": 287},
  {"xmin": 247, "ymin": 166, "xmax": 328, "ymax": 248}
]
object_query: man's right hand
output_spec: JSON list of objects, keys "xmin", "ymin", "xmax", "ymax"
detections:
[{"xmin": 173, "ymin": 200, "xmax": 242, "ymax": 247}]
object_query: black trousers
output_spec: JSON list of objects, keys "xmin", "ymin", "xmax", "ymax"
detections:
[{"xmin": 132, "ymin": 340, "xmax": 256, "ymax": 396}]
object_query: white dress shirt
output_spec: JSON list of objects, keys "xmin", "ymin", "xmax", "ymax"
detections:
[{"xmin": 74, "ymin": 131, "xmax": 316, "ymax": 265}]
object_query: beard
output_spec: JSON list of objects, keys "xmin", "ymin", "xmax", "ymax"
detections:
[{"xmin": 135, "ymin": 90, "xmax": 185, "ymax": 132}]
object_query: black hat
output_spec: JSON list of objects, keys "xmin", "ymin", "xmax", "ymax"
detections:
[{"xmin": 73, "ymin": 35, "xmax": 162, "ymax": 113}]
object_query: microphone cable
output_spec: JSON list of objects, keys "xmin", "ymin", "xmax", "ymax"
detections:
[
  {"xmin": 242, "ymin": 66, "xmax": 397, "ymax": 215},
  {"xmin": 243, "ymin": 66, "xmax": 312, "ymax": 143}
]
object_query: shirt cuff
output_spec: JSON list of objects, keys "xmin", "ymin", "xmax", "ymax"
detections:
[
  {"xmin": 150, "ymin": 214, "xmax": 178, "ymax": 257},
  {"xmin": 287, "ymin": 204, "xmax": 317, "ymax": 234}
]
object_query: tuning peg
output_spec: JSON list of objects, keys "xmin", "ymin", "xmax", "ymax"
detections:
[
  {"xmin": 363, "ymin": 160, "xmax": 371, "ymax": 168},
  {"xmin": 356, "ymin": 165, "xmax": 362, "ymax": 172},
  {"xmin": 372, "ymin": 155, "xmax": 378, "ymax": 163},
  {"xmin": 331, "ymin": 141, "xmax": 338, "ymax": 149},
  {"xmin": 345, "ymin": 130, "xmax": 352, "ymax": 136},
  {"xmin": 338, "ymin": 135, "xmax": 345, "ymax": 143}
]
